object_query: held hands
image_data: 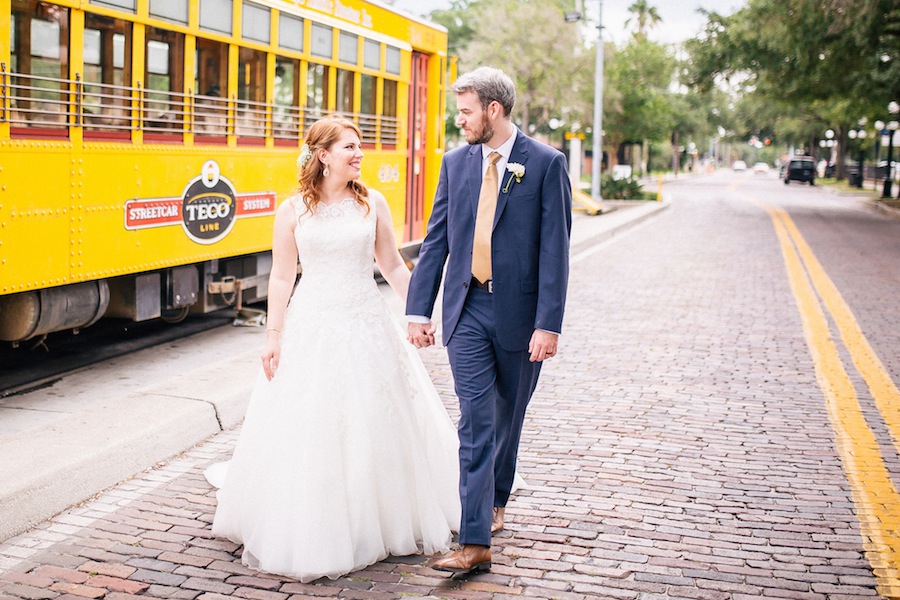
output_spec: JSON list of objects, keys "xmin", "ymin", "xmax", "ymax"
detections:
[
  {"xmin": 407, "ymin": 321, "xmax": 436, "ymax": 348},
  {"xmin": 261, "ymin": 330, "xmax": 282, "ymax": 380},
  {"xmin": 529, "ymin": 329, "xmax": 559, "ymax": 362}
]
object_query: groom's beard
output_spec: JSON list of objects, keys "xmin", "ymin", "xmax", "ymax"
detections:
[{"xmin": 465, "ymin": 113, "xmax": 494, "ymax": 146}]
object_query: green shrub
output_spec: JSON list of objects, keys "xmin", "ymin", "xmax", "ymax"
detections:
[{"xmin": 600, "ymin": 174, "xmax": 644, "ymax": 200}]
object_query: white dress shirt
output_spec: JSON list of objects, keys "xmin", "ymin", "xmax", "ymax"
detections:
[{"xmin": 407, "ymin": 132, "xmax": 518, "ymax": 325}]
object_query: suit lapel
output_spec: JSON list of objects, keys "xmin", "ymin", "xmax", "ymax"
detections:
[
  {"xmin": 493, "ymin": 130, "xmax": 529, "ymax": 229},
  {"xmin": 466, "ymin": 145, "xmax": 483, "ymax": 220}
]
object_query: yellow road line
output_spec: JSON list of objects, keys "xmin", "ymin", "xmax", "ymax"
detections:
[
  {"xmin": 774, "ymin": 210, "xmax": 900, "ymax": 457},
  {"xmin": 765, "ymin": 204, "xmax": 900, "ymax": 597}
]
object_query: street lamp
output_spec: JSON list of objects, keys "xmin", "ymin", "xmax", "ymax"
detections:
[
  {"xmin": 875, "ymin": 119, "xmax": 885, "ymax": 182},
  {"xmin": 882, "ymin": 104, "xmax": 899, "ymax": 198},
  {"xmin": 848, "ymin": 126, "xmax": 868, "ymax": 189},
  {"xmin": 819, "ymin": 130, "xmax": 836, "ymax": 178}
]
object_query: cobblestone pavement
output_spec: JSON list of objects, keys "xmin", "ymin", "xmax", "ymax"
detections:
[{"xmin": 2, "ymin": 173, "xmax": 899, "ymax": 599}]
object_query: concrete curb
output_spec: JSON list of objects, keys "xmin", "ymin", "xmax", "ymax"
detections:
[
  {"xmin": 570, "ymin": 200, "xmax": 671, "ymax": 256},
  {"xmin": 865, "ymin": 197, "xmax": 900, "ymax": 221},
  {"xmin": 0, "ymin": 349, "xmax": 257, "ymax": 542}
]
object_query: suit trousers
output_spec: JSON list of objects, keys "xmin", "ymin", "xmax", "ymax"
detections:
[{"xmin": 447, "ymin": 287, "xmax": 542, "ymax": 546}]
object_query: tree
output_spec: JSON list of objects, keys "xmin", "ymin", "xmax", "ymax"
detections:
[
  {"xmin": 603, "ymin": 38, "xmax": 678, "ymax": 166},
  {"xmin": 625, "ymin": 0, "xmax": 662, "ymax": 39},
  {"xmin": 456, "ymin": 0, "xmax": 593, "ymax": 135},
  {"xmin": 684, "ymin": 0, "xmax": 900, "ymax": 177},
  {"xmin": 427, "ymin": 0, "xmax": 481, "ymax": 55}
]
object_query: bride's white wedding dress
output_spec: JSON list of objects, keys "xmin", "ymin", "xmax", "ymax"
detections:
[{"xmin": 206, "ymin": 193, "xmax": 461, "ymax": 582}]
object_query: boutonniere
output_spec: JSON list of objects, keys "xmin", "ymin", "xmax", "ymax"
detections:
[{"xmin": 502, "ymin": 163, "xmax": 525, "ymax": 193}]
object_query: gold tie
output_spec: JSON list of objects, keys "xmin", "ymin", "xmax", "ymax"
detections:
[{"xmin": 472, "ymin": 151, "xmax": 501, "ymax": 284}]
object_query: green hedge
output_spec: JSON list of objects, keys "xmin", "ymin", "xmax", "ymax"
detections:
[{"xmin": 600, "ymin": 175, "xmax": 644, "ymax": 200}]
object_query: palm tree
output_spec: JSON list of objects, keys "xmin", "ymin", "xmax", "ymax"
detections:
[{"xmin": 625, "ymin": 0, "xmax": 662, "ymax": 39}]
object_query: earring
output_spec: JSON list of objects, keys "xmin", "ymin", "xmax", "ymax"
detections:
[{"xmin": 323, "ymin": 165, "xmax": 330, "ymax": 177}]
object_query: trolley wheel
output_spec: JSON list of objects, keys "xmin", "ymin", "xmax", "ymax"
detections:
[{"xmin": 160, "ymin": 306, "xmax": 190, "ymax": 324}]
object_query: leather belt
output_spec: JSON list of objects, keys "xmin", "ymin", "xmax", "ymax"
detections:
[{"xmin": 471, "ymin": 277, "xmax": 493, "ymax": 293}]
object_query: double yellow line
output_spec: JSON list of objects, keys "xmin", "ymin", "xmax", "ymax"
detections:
[{"xmin": 763, "ymin": 203, "xmax": 900, "ymax": 597}]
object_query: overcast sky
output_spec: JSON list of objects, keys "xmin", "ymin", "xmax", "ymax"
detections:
[{"xmin": 385, "ymin": 0, "xmax": 747, "ymax": 45}]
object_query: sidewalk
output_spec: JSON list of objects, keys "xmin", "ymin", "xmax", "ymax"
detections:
[{"xmin": 0, "ymin": 199, "xmax": 670, "ymax": 545}]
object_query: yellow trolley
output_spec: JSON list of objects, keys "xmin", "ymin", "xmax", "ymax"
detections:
[{"xmin": 0, "ymin": 0, "xmax": 448, "ymax": 343}]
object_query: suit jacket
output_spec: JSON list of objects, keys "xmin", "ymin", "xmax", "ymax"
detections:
[{"xmin": 407, "ymin": 130, "xmax": 572, "ymax": 351}]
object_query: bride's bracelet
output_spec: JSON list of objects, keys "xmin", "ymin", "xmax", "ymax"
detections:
[{"xmin": 266, "ymin": 328, "xmax": 282, "ymax": 333}]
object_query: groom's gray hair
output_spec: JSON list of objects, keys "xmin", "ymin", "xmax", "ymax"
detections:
[{"xmin": 452, "ymin": 67, "xmax": 516, "ymax": 117}]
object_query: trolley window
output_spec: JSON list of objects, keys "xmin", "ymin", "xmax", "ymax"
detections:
[
  {"xmin": 339, "ymin": 32, "xmax": 357, "ymax": 65},
  {"xmin": 238, "ymin": 47, "xmax": 266, "ymax": 138},
  {"xmin": 83, "ymin": 13, "xmax": 132, "ymax": 135},
  {"xmin": 385, "ymin": 46, "xmax": 401, "ymax": 75},
  {"xmin": 278, "ymin": 13, "xmax": 304, "ymax": 52},
  {"xmin": 359, "ymin": 73, "xmax": 377, "ymax": 145},
  {"xmin": 200, "ymin": 0, "xmax": 233, "ymax": 35},
  {"xmin": 9, "ymin": 1, "xmax": 71, "ymax": 131},
  {"xmin": 242, "ymin": 2, "xmax": 270, "ymax": 44},
  {"xmin": 360, "ymin": 74, "xmax": 376, "ymax": 116},
  {"xmin": 274, "ymin": 57, "xmax": 301, "ymax": 141},
  {"xmin": 10, "ymin": 14, "xmax": 15, "ymax": 71},
  {"xmin": 382, "ymin": 79, "xmax": 398, "ymax": 118},
  {"xmin": 195, "ymin": 37, "xmax": 228, "ymax": 137},
  {"xmin": 336, "ymin": 68, "xmax": 353, "ymax": 114},
  {"xmin": 306, "ymin": 62, "xmax": 329, "ymax": 114},
  {"xmin": 145, "ymin": 28, "xmax": 186, "ymax": 136},
  {"xmin": 150, "ymin": 0, "xmax": 188, "ymax": 25},
  {"xmin": 311, "ymin": 23, "xmax": 332, "ymax": 59},
  {"xmin": 89, "ymin": 0, "xmax": 136, "ymax": 13},
  {"xmin": 363, "ymin": 39, "xmax": 380, "ymax": 70}
]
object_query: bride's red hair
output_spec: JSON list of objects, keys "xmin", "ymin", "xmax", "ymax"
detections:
[{"xmin": 298, "ymin": 116, "xmax": 369, "ymax": 215}]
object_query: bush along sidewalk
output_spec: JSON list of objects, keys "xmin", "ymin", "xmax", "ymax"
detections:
[{"xmin": 600, "ymin": 174, "xmax": 656, "ymax": 200}]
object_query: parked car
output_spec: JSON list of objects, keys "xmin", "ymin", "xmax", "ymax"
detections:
[
  {"xmin": 732, "ymin": 160, "xmax": 747, "ymax": 171},
  {"xmin": 752, "ymin": 162, "xmax": 770, "ymax": 174},
  {"xmin": 783, "ymin": 156, "xmax": 816, "ymax": 185}
]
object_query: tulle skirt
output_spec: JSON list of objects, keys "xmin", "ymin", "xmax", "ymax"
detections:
[{"xmin": 206, "ymin": 286, "xmax": 461, "ymax": 582}]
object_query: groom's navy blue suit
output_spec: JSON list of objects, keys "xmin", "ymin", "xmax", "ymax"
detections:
[{"xmin": 407, "ymin": 129, "xmax": 572, "ymax": 545}]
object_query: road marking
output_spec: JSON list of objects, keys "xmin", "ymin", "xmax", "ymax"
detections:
[
  {"xmin": 773, "ymin": 210, "xmax": 900, "ymax": 457},
  {"xmin": 763, "ymin": 203, "xmax": 900, "ymax": 597}
]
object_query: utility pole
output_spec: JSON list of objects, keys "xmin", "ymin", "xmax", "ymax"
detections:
[
  {"xmin": 590, "ymin": 0, "xmax": 605, "ymax": 202},
  {"xmin": 564, "ymin": 0, "xmax": 604, "ymax": 201}
]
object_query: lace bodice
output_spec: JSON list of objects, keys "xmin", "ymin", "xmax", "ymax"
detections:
[{"xmin": 289, "ymin": 196, "xmax": 378, "ymax": 314}]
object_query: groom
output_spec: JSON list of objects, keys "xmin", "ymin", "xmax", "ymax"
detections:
[{"xmin": 407, "ymin": 67, "xmax": 572, "ymax": 573}]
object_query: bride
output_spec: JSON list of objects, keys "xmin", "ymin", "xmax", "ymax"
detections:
[{"xmin": 205, "ymin": 116, "xmax": 461, "ymax": 582}]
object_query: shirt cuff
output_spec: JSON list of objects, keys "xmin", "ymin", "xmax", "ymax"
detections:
[{"xmin": 407, "ymin": 315, "xmax": 431, "ymax": 324}]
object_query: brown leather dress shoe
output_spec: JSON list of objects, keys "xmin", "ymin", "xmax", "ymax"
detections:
[
  {"xmin": 431, "ymin": 544, "xmax": 491, "ymax": 574},
  {"xmin": 491, "ymin": 507, "xmax": 505, "ymax": 533}
]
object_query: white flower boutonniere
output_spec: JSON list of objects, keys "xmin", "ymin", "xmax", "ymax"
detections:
[{"xmin": 502, "ymin": 162, "xmax": 525, "ymax": 193}]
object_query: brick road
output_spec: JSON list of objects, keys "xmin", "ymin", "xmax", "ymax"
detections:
[{"xmin": 1, "ymin": 175, "xmax": 898, "ymax": 599}]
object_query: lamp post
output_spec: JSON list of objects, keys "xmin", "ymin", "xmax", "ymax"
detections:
[
  {"xmin": 823, "ymin": 129, "xmax": 836, "ymax": 178},
  {"xmin": 874, "ymin": 119, "xmax": 884, "ymax": 189},
  {"xmin": 590, "ymin": 0, "xmax": 605, "ymax": 202},
  {"xmin": 848, "ymin": 126, "xmax": 868, "ymax": 189},
  {"xmin": 882, "ymin": 104, "xmax": 899, "ymax": 198},
  {"xmin": 884, "ymin": 123, "xmax": 898, "ymax": 198},
  {"xmin": 564, "ymin": 0, "xmax": 604, "ymax": 201}
]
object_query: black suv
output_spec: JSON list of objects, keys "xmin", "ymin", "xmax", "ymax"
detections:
[{"xmin": 783, "ymin": 156, "xmax": 816, "ymax": 185}]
